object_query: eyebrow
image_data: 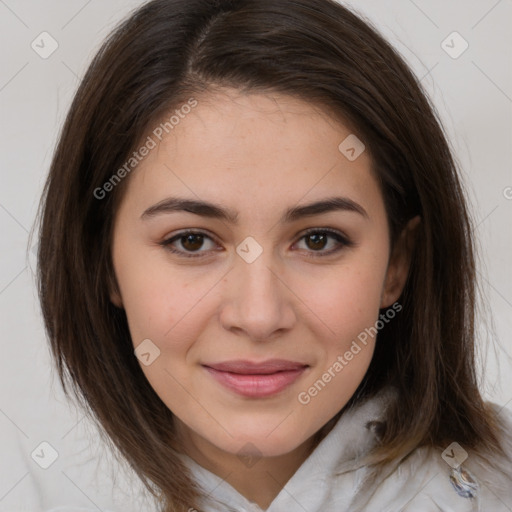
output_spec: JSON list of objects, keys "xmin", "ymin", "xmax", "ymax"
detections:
[{"xmin": 140, "ymin": 196, "xmax": 368, "ymax": 223}]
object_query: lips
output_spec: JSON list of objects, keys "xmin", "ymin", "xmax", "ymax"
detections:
[
  {"xmin": 204, "ymin": 359, "xmax": 308, "ymax": 374},
  {"xmin": 202, "ymin": 359, "xmax": 309, "ymax": 398}
]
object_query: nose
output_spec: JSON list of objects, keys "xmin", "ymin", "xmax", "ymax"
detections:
[{"xmin": 219, "ymin": 248, "xmax": 297, "ymax": 342}]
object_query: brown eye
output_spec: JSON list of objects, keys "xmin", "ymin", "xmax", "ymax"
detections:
[
  {"xmin": 305, "ymin": 233, "xmax": 328, "ymax": 251},
  {"xmin": 180, "ymin": 233, "xmax": 205, "ymax": 252},
  {"xmin": 160, "ymin": 231, "xmax": 218, "ymax": 257},
  {"xmin": 294, "ymin": 228, "xmax": 353, "ymax": 257}
]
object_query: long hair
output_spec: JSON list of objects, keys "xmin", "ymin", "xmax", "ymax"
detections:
[{"xmin": 36, "ymin": 0, "xmax": 509, "ymax": 510}]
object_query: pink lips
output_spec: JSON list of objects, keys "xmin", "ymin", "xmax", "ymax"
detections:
[{"xmin": 202, "ymin": 359, "xmax": 308, "ymax": 398}]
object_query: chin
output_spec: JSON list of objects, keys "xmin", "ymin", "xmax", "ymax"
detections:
[
  {"xmin": 221, "ymin": 434, "xmax": 304, "ymax": 459},
  {"xmin": 209, "ymin": 417, "xmax": 313, "ymax": 458}
]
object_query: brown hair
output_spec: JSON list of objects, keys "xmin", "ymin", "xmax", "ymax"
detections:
[{"xmin": 36, "ymin": 0, "xmax": 509, "ymax": 510}]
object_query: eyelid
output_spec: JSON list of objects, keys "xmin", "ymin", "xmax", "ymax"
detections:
[
  {"xmin": 298, "ymin": 226, "xmax": 351, "ymax": 243},
  {"xmin": 160, "ymin": 229, "xmax": 221, "ymax": 258},
  {"xmin": 160, "ymin": 227, "xmax": 353, "ymax": 258},
  {"xmin": 292, "ymin": 227, "xmax": 353, "ymax": 257}
]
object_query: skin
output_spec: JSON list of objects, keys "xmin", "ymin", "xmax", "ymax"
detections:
[{"xmin": 110, "ymin": 87, "xmax": 418, "ymax": 509}]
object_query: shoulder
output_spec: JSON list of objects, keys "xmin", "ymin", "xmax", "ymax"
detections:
[
  {"xmin": 462, "ymin": 401, "xmax": 512, "ymax": 507},
  {"xmin": 368, "ymin": 401, "xmax": 512, "ymax": 512},
  {"xmin": 337, "ymin": 394, "xmax": 512, "ymax": 512}
]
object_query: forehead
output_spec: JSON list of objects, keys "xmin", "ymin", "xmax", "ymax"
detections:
[{"xmin": 118, "ymin": 88, "xmax": 383, "ymax": 222}]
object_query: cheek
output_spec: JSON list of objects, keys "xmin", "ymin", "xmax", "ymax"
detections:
[
  {"xmin": 297, "ymin": 256, "xmax": 389, "ymax": 343},
  {"xmin": 116, "ymin": 259, "xmax": 216, "ymax": 413},
  {"xmin": 119, "ymin": 268, "xmax": 213, "ymax": 350},
  {"xmin": 112, "ymin": 239, "xmax": 215, "ymax": 358},
  {"xmin": 293, "ymin": 261, "xmax": 386, "ymax": 419}
]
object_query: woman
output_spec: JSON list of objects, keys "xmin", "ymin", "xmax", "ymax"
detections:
[{"xmin": 36, "ymin": 0, "xmax": 512, "ymax": 510}]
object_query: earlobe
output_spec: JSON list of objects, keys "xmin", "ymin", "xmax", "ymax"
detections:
[
  {"xmin": 107, "ymin": 269, "xmax": 124, "ymax": 308},
  {"xmin": 110, "ymin": 290, "xmax": 123, "ymax": 308},
  {"xmin": 381, "ymin": 215, "xmax": 421, "ymax": 308}
]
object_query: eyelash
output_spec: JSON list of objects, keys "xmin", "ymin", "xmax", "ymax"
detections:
[{"xmin": 159, "ymin": 228, "xmax": 353, "ymax": 259}]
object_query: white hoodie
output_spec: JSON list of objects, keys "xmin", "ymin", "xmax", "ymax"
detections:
[
  {"xmin": 3, "ymin": 386, "xmax": 511, "ymax": 511},
  {"xmin": 179, "ymin": 386, "xmax": 512, "ymax": 512}
]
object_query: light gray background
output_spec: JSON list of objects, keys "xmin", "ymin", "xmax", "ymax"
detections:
[{"xmin": 1, "ymin": 0, "xmax": 511, "ymax": 509}]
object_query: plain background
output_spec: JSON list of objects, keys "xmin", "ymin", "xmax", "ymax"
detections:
[{"xmin": 0, "ymin": 0, "xmax": 511, "ymax": 509}]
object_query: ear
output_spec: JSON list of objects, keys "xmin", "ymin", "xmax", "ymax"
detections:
[
  {"xmin": 380, "ymin": 215, "xmax": 421, "ymax": 308},
  {"xmin": 107, "ymin": 267, "xmax": 124, "ymax": 308},
  {"xmin": 110, "ymin": 290, "xmax": 123, "ymax": 308}
]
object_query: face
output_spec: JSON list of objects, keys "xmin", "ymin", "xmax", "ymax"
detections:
[{"xmin": 110, "ymin": 88, "xmax": 410, "ymax": 461}]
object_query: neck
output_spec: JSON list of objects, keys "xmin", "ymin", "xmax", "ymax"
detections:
[{"xmin": 176, "ymin": 416, "xmax": 340, "ymax": 510}]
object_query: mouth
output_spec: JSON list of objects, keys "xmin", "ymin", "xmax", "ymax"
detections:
[{"xmin": 202, "ymin": 359, "xmax": 309, "ymax": 398}]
